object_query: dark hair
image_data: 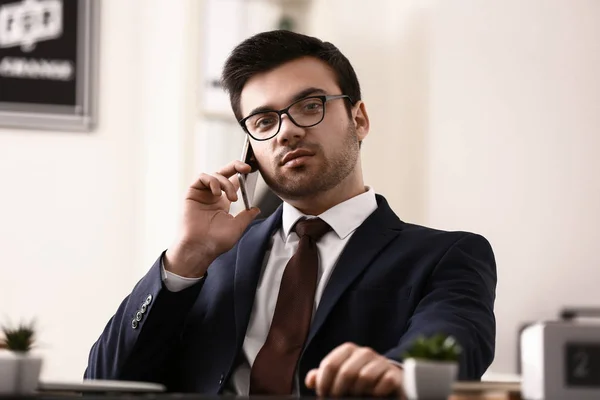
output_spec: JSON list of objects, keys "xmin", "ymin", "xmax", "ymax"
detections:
[{"xmin": 221, "ymin": 30, "xmax": 361, "ymax": 121}]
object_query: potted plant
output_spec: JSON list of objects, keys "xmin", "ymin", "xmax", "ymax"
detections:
[
  {"xmin": 0, "ymin": 321, "xmax": 43, "ymax": 395},
  {"xmin": 0, "ymin": 335, "xmax": 18, "ymax": 395},
  {"xmin": 401, "ymin": 333, "xmax": 462, "ymax": 399}
]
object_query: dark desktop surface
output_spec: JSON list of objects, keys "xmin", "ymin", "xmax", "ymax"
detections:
[{"xmin": 1, "ymin": 396, "xmax": 361, "ymax": 400}]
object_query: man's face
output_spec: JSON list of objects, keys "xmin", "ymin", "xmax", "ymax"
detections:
[{"xmin": 239, "ymin": 57, "xmax": 366, "ymax": 201}]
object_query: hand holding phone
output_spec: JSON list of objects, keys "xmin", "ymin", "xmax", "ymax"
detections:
[{"xmin": 164, "ymin": 159, "xmax": 260, "ymax": 279}]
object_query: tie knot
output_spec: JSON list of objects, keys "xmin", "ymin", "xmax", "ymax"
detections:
[{"xmin": 294, "ymin": 218, "xmax": 331, "ymax": 241}]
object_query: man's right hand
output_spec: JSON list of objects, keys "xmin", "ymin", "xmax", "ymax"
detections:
[{"xmin": 164, "ymin": 160, "xmax": 261, "ymax": 278}]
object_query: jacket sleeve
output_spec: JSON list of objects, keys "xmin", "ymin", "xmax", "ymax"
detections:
[
  {"xmin": 384, "ymin": 233, "xmax": 497, "ymax": 380},
  {"xmin": 84, "ymin": 252, "xmax": 204, "ymax": 385}
]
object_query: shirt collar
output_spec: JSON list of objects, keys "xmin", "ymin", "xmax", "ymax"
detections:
[{"xmin": 281, "ymin": 186, "xmax": 378, "ymax": 240}]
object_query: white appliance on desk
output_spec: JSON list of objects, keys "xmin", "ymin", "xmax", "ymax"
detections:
[{"xmin": 521, "ymin": 321, "xmax": 600, "ymax": 399}]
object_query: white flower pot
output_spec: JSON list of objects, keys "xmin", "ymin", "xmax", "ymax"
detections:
[
  {"xmin": 402, "ymin": 358, "xmax": 458, "ymax": 399},
  {"xmin": 15, "ymin": 353, "xmax": 43, "ymax": 394},
  {"xmin": 0, "ymin": 350, "xmax": 18, "ymax": 395},
  {"xmin": 0, "ymin": 351, "xmax": 43, "ymax": 395}
]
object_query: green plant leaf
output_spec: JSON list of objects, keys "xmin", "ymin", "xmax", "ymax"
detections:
[
  {"xmin": 1, "ymin": 320, "xmax": 36, "ymax": 353},
  {"xmin": 401, "ymin": 333, "xmax": 462, "ymax": 362}
]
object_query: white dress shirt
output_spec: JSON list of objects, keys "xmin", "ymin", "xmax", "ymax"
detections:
[{"xmin": 161, "ymin": 186, "xmax": 378, "ymax": 394}]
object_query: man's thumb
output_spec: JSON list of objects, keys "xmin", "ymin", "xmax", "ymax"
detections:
[
  {"xmin": 305, "ymin": 369, "xmax": 318, "ymax": 389},
  {"xmin": 234, "ymin": 207, "xmax": 261, "ymax": 229}
]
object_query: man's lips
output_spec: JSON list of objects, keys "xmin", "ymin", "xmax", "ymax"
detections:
[{"xmin": 280, "ymin": 149, "xmax": 315, "ymax": 166}]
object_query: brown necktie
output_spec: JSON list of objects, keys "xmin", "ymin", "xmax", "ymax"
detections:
[{"xmin": 249, "ymin": 218, "xmax": 332, "ymax": 395}]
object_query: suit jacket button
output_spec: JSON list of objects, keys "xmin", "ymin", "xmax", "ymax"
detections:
[
  {"xmin": 131, "ymin": 319, "xmax": 139, "ymax": 329},
  {"xmin": 145, "ymin": 294, "xmax": 153, "ymax": 305},
  {"xmin": 135, "ymin": 311, "xmax": 143, "ymax": 321},
  {"xmin": 141, "ymin": 303, "xmax": 147, "ymax": 313},
  {"xmin": 219, "ymin": 374, "xmax": 224, "ymax": 385}
]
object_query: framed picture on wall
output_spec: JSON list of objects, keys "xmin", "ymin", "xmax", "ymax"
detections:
[{"xmin": 0, "ymin": 0, "xmax": 100, "ymax": 131}]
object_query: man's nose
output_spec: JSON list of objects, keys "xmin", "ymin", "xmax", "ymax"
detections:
[{"xmin": 276, "ymin": 114, "xmax": 305, "ymax": 146}]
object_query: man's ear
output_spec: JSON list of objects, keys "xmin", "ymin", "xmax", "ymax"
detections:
[{"xmin": 352, "ymin": 101, "xmax": 370, "ymax": 142}]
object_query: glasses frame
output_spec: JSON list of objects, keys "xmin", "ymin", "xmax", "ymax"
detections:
[{"xmin": 238, "ymin": 94, "xmax": 352, "ymax": 141}]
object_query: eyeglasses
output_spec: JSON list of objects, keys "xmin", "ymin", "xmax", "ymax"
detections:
[{"xmin": 239, "ymin": 94, "xmax": 352, "ymax": 141}]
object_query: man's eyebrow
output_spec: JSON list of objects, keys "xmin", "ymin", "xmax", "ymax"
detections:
[
  {"xmin": 245, "ymin": 87, "xmax": 327, "ymax": 118},
  {"xmin": 290, "ymin": 87, "xmax": 327, "ymax": 103}
]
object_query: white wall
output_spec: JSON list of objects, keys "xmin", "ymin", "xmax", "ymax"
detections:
[
  {"xmin": 0, "ymin": 0, "xmax": 141, "ymax": 380},
  {"xmin": 310, "ymin": 0, "xmax": 600, "ymax": 375},
  {"xmin": 427, "ymin": 0, "xmax": 600, "ymax": 373},
  {"xmin": 0, "ymin": 0, "xmax": 200, "ymax": 381},
  {"xmin": 135, "ymin": 0, "xmax": 201, "ymax": 275},
  {"xmin": 309, "ymin": 0, "xmax": 431, "ymax": 223}
]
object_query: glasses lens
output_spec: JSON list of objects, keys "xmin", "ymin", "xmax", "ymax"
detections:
[
  {"xmin": 245, "ymin": 111, "xmax": 280, "ymax": 139},
  {"xmin": 288, "ymin": 97, "xmax": 324, "ymax": 127}
]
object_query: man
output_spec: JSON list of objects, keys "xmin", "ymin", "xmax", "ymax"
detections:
[{"xmin": 85, "ymin": 30, "xmax": 496, "ymax": 397}]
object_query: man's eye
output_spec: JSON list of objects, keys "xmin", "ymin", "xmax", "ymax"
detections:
[
  {"xmin": 303, "ymin": 102, "xmax": 322, "ymax": 111},
  {"xmin": 256, "ymin": 117, "xmax": 276, "ymax": 128}
]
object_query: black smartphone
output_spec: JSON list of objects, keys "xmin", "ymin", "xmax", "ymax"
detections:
[{"xmin": 238, "ymin": 136, "xmax": 259, "ymax": 210}]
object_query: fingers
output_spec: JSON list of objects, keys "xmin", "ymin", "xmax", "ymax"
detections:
[
  {"xmin": 189, "ymin": 160, "xmax": 251, "ymax": 203},
  {"xmin": 217, "ymin": 160, "xmax": 253, "ymax": 178},
  {"xmin": 351, "ymin": 356, "xmax": 388, "ymax": 396},
  {"xmin": 314, "ymin": 343, "xmax": 356, "ymax": 396},
  {"xmin": 191, "ymin": 173, "xmax": 220, "ymax": 196},
  {"xmin": 212, "ymin": 172, "xmax": 238, "ymax": 202},
  {"xmin": 230, "ymin": 173, "xmax": 241, "ymax": 192},
  {"xmin": 330, "ymin": 347, "xmax": 376, "ymax": 396},
  {"xmin": 307, "ymin": 343, "xmax": 404, "ymax": 398},
  {"xmin": 372, "ymin": 368, "xmax": 403, "ymax": 397}
]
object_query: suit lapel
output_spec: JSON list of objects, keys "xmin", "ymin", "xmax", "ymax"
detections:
[
  {"xmin": 305, "ymin": 195, "xmax": 404, "ymax": 347},
  {"xmin": 233, "ymin": 207, "xmax": 283, "ymax": 349}
]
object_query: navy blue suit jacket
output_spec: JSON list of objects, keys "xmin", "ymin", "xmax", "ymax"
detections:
[{"xmin": 85, "ymin": 195, "xmax": 496, "ymax": 395}]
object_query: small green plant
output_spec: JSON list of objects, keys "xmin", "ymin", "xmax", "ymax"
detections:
[
  {"xmin": 402, "ymin": 333, "xmax": 462, "ymax": 362},
  {"xmin": 1, "ymin": 321, "xmax": 36, "ymax": 353}
]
